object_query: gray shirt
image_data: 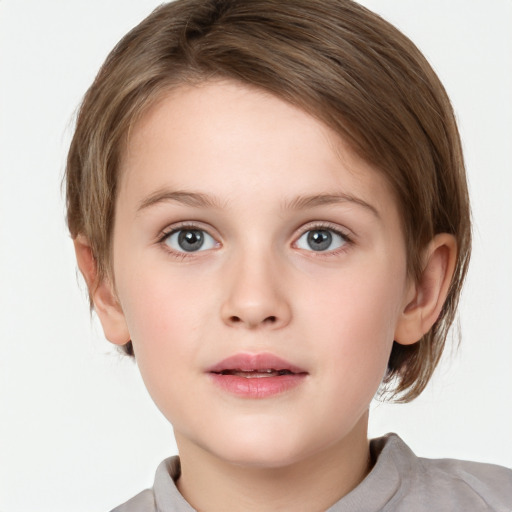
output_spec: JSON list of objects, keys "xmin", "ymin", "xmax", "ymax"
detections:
[{"xmin": 111, "ymin": 434, "xmax": 512, "ymax": 511}]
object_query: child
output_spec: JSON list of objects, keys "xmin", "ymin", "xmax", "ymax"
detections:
[{"xmin": 66, "ymin": 0, "xmax": 512, "ymax": 510}]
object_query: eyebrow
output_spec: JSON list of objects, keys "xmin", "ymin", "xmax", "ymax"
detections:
[
  {"xmin": 284, "ymin": 193, "xmax": 380, "ymax": 218},
  {"xmin": 137, "ymin": 190, "xmax": 225, "ymax": 212},
  {"xmin": 137, "ymin": 189, "xmax": 379, "ymax": 218}
]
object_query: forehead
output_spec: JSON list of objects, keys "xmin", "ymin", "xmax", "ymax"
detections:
[{"xmin": 118, "ymin": 80, "xmax": 397, "ymax": 217}]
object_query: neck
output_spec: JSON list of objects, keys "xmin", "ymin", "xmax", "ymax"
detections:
[{"xmin": 175, "ymin": 412, "xmax": 371, "ymax": 512}]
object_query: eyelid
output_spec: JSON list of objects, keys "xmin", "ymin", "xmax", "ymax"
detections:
[
  {"xmin": 155, "ymin": 220, "xmax": 353, "ymax": 257},
  {"xmin": 292, "ymin": 221, "xmax": 353, "ymax": 242},
  {"xmin": 156, "ymin": 221, "xmax": 220, "ymax": 243},
  {"xmin": 156, "ymin": 221, "xmax": 222, "ymax": 259},
  {"xmin": 291, "ymin": 221, "xmax": 354, "ymax": 255}
]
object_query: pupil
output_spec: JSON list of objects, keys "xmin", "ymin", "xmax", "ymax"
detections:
[
  {"xmin": 307, "ymin": 230, "xmax": 332, "ymax": 251},
  {"xmin": 178, "ymin": 230, "xmax": 204, "ymax": 251}
]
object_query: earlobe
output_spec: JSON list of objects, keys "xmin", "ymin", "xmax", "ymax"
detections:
[
  {"xmin": 394, "ymin": 233, "xmax": 457, "ymax": 345},
  {"xmin": 73, "ymin": 235, "xmax": 131, "ymax": 346}
]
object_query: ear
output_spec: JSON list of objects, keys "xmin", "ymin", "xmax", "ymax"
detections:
[
  {"xmin": 394, "ymin": 233, "xmax": 457, "ymax": 345},
  {"xmin": 73, "ymin": 235, "xmax": 131, "ymax": 346}
]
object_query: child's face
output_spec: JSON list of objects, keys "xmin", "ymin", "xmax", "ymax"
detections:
[{"xmin": 110, "ymin": 81, "xmax": 413, "ymax": 467}]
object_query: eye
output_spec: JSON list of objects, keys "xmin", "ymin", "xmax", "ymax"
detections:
[
  {"xmin": 295, "ymin": 228, "xmax": 347, "ymax": 252},
  {"xmin": 164, "ymin": 228, "xmax": 217, "ymax": 253}
]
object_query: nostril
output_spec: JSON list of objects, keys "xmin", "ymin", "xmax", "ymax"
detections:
[{"xmin": 225, "ymin": 311, "xmax": 283, "ymax": 327}]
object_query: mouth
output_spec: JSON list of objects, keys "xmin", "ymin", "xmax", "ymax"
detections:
[
  {"xmin": 215, "ymin": 368, "xmax": 297, "ymax": 378},
  {"xmin": 207, "ymin": 352, "xmax": 307, "ymax": 376},
  {"xmin": 207, "ymin": 353, "xmax": 308, "ymax": 398}
]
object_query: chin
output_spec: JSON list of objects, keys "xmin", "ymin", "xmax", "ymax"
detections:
[
  {"xmin": 204, "ymin": 429, "xmax": 319, "ymax": 470},
  {"xmin": 221, "ymin": 448, "xmax": 307, "ymax": 470}
]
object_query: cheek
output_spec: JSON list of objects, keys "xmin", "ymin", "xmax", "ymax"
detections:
[
  {"xmin": 119, "ymin": 261, "xmax": 214, "ymax": 338},
  {"xmin": 301, "ymin": 262, "xmax": 405, "ymax": 384},
  {"xmin": 115, "ymin": 263, "xmax": 218, "ymax": 393},
  {"xmin": 119, "ymin": 268, "xmax": 236, "ymax": 434}
]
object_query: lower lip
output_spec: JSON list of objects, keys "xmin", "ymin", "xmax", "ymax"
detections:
[{"xmin": 208, "ymin": 373, "xmax": 307, "ymax": 398}]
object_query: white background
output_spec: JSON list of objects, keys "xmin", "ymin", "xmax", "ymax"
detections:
[{"xmin": 0, "ymin": 1, "xmax": 511, "ymax": 511}]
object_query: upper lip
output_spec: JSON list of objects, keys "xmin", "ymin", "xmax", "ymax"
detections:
[{"xmin": 207, "ymin": 352, "xmax": 308, "ymax": 374}]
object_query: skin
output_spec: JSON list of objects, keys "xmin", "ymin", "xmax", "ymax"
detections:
[{"xmin": 75, "ymin": 80, "xmax": 457, "ymax": 511}]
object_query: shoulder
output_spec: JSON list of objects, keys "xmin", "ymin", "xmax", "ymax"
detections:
[
  {"xmin": 412, "ymin": 455, "xmax": 512, "ymax": 510},
  {"xmin": 109, "ymin": 456, "xmax": 192, "ymax": 512},
  {"xmin": 109, "ymin": 489, "xmax": 156, "ymax": 512},
  {"xmin": 378, "ymin": 434, "xmax": 512, "ymax": 511}
]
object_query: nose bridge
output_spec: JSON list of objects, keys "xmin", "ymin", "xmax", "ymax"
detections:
[{"xmin": 221, "ymin": 241, "xmax": 291, "ymax": 329}]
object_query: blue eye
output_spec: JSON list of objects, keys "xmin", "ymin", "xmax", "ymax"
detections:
[
  {"xmin": 164, "ymin": 228, "xmax": 217, "ymax": 253},
  {"xmin": 295, "ymin": 228, "xmax": 347, "ymax": 252}
]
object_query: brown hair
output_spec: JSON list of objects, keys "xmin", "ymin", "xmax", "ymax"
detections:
[{"xmin": 66, "ymin": 0, "xmax": 471, "ymax": 402}]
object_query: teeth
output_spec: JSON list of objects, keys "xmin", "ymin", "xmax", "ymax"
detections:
[
  {"xmin": 218, "ymin": 369, "xmax": 292, "ymax": 378},
  {"xmin": 234, "ymin": 370, "xmax": 279, "ymax": 378}
]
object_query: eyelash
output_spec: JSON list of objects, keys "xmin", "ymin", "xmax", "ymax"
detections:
[
  {"xmin": 293, "ymin": 222, "xmax": 353, "ymax": 257},
  {"xmin": 156, "ymin": 221, "xmax": 353, "ymax": 259},
  {"xmin": 157, "ymin": 222, "xmax": 217, "ymax": 261}
]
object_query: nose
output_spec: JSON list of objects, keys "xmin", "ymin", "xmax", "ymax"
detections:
[{"xmin": 220, "ymin": 250, "xmax": 292, "ymax": 330}]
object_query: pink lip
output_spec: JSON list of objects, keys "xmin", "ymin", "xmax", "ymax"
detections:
[{"xmin": 207, "ymin": 352, "xmax": 308, "ymax": 399}]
